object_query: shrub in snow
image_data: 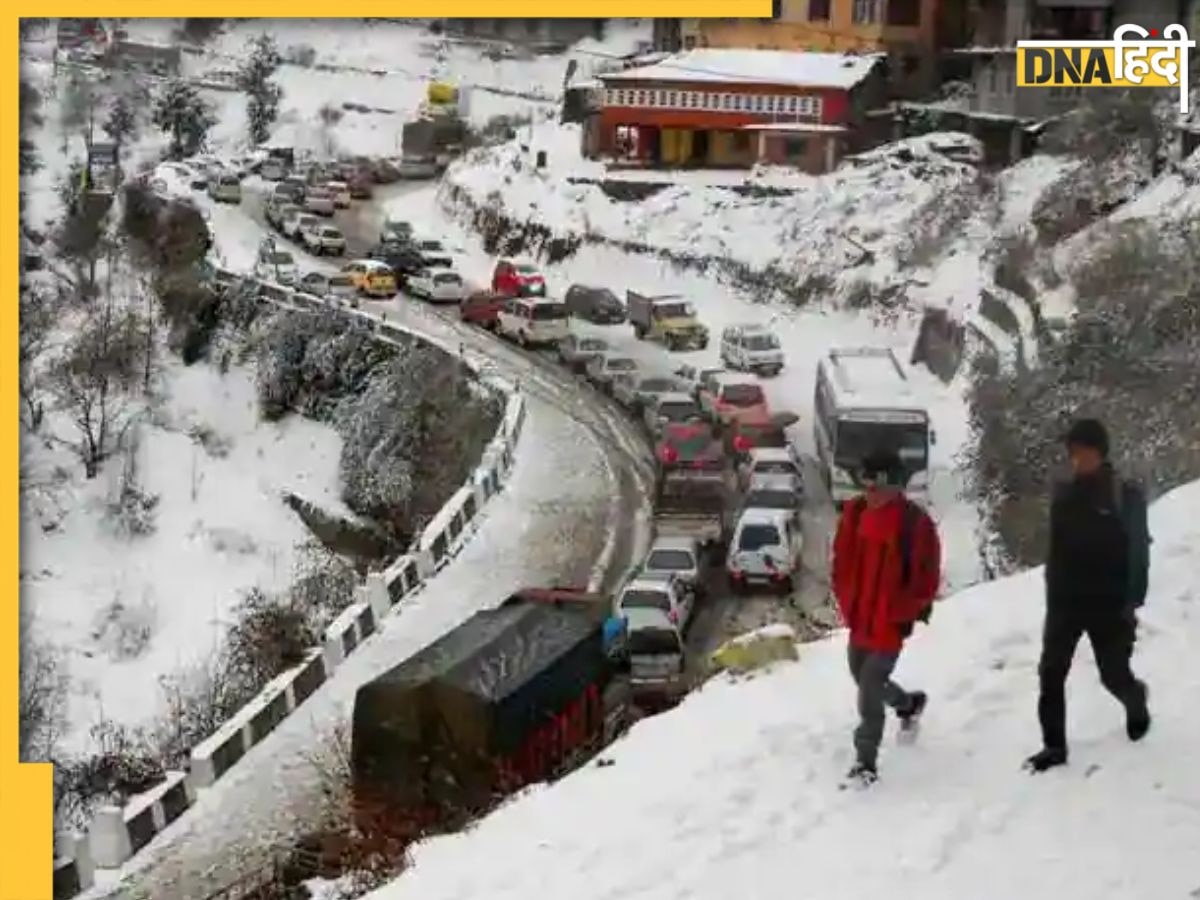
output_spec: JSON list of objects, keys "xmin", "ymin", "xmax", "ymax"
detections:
[
  {"xmin": 91, "ymin": 593, "xmax": 158, "ymax": 661},
  {"xmin": 106, "ymin": 483, "xmax": 160, "ymax": 538},
  {"xmin": 238, "ymin": 35, "xmax": 284, "ymax": 146},
  {"xmin": 188, "ymin": 422, "xmax": 232, "ymax": 459},
  {"xmin": 179, "ymin": 17, "xmax": 224, "ymax": 44},
  {"xmin": 225, "ymin": 588, "xmax": 316, "ymax": 693},
  {"xmin": 19, "ymin": 607, "xmax": 67, "ymax": 763},
  {"xmin": 284, "ymin": 43, "xmax": 317, "ymax": 68},
  {"xmin": 966, "ymin": 219, "xmax": 1200, "ymax": 569},
  {"xmin": 55, "ymin": 720, "xmax": 166, "ymax": 830},
  {"xmin": 123, "ymin": 182, "xmax": 211, "ymax": 273}
]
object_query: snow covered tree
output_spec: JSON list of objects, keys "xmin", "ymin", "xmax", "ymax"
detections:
[
  {"xmin": 49, "ymin": 298, "xmax": 154, "ymax": 478},
  {"xmin": 19, "ymin": 79, "xmax": 42, "ymax": 175},
  {"xmin": 53, "ymin": 165, "xmax": 111, "ymax": 301},
  {"xmin": 151, "ymin": 79, "xmax": 215, "ymax": 160},
  {"xmin": 317, "ymin": 102, "xmax": 343, "ymax": 159},
  {"xmin": 102, "ymin": 93, "xmax": 138, "ymax": 156},
  {"xmin": 61, "ymin": 70, "xmax": 99, "ymax": 148},
  {"xmin": 237, "ymin": 34, "xmax": 283, "ymax": 145}
]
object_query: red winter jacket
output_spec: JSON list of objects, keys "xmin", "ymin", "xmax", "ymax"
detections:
[{"xmin": 831, "ymin": 494, "xmax": 941, "ymax": 652}]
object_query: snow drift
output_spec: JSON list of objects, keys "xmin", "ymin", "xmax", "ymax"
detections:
[{"xmin": 364, "ymin": 479, "xmax": 1200, "ymax": 900}]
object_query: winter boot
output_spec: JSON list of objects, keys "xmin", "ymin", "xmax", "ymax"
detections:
[
  {"xmin": 1023, "ymin": 746, "xmax": 1068, "ymax": 773},
  {"xmin": 841, "ymin": 761, "xmax": 879, "ymax": 789},
  {"xmin": 1127, "ymin": 685, "xmax": 1151, "ymax": 742},
  {"xmin": 898, "ymin": 691, "xmax": 927, "ymax": 730}
]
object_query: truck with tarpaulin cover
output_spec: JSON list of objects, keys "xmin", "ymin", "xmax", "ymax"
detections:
[{"xmin": 351, "ymin": 589, "xmax": 630, "ymax": 837}]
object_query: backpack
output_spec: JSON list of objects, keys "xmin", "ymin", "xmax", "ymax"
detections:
[
  {"xmin": 1110, "ymin": 476, "xmax": 1152, "ymax": 608},
  {"xmin": 849, "ymin": 496, "xmax": 924, "ymax": 589}
]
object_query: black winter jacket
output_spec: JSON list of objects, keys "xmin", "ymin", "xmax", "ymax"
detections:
[{"xmin": 1045, "ymin": 464, "xmax": 1150, "ymax": 615}]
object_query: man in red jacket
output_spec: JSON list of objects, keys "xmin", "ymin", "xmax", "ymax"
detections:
[{"xmin": 831, "ymin": 448, "xmax": 942, "ymax": 786}]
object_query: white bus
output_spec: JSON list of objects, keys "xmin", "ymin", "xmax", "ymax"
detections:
[{"xmin": 813, "ymin": 347, "xmax": 933, "ymax": 504}]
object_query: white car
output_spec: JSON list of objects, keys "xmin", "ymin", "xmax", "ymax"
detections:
[
  {"xmin": 324, "ymin": 180, "xmax": 352, "ymax": 208},
  {"xmin": 254, "ymin": 249, "xmax": 297, "ymax": 285},
  {"xmin": 614, "ymin": 572, "xmax": 695, "ymax": 632},
  {"xmin": 299, "ymin": 270, "xmax": 357, "ymax": 300},
  {"xmin": 303, "ymin": 223, "xmax": 346, "ymax": 256},
  {"xmin": 726, "ymin": 507, "xmax": 803, "ymax": 595},
  {"xmin": 407, "ymin": 267, "xmax": 465, "ymax": 303},
  {"xmin": 720, "ymin": 323, "xmax": 785, "ymax": 376},
  {"xmin": 285, "ymin": 212, "xmax": 320, "ymax": 240},
  {"xmin": 739, "ymin": 447, "xmax": 804, "ymax": 493},
  {"xmin": 260, "ymin": 157, "xmax": 287, "ymax": 181},
  {"xmin": 641, "ymin": 535, "xmax": 703, "ymax": 597},
  {"xmin": 207, "ymin": 173, "xmax": 242, "ymax": 204},
  {"xmin": 304, "ymin": 188, "xmax": 336, "ymax": 217},
  {"xmin": 496, "ymin": 295, "xmax": 569, "ymax": 347},
  {"xmin": 585, "ymin": 352, "xmax": 639, "ymax": 394}
]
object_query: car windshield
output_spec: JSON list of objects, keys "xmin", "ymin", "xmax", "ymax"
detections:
[
  {"xmin": 607, "ymin": 357, "xmax": 636, "ymax": 371},
  {"xmin": 755, "ymin": 460, "xmax": 796, "ymax": 475},
  {"xmin": 640, "ymin": 378, "xmax": 677, "ymax": 393},
  {"xmin": 656, "ymin": 302, "xmax": 692, "ymax": 318},
  {"xmin": 621, "ymin": 590, "xmax": 671, "ymax": 613},
  {"xmin": 721, "ymin": 384, "xmax": 765, "ymax": 406},
  {"xmin": 516, "ymin": 263, "xmax": 539, "ymax": 274},
  {"xmin": 646, "ymin": 549, "xmax": 695, "ymax": 571},
  {"xmin": 580, "ymin": 338, "xmax": 608, "ymax": 351},
  {"xmin": 835, "ymin": 420, "xmax": 929, "ymax": 471},
  {"xmin": 531, "ymin": 303, "xmax": 567, "ymax": 321},
  {"xmin": 321, "ymin": 228, "xmax": 341, "ymax": 237},
  {"xmin": 659, "ymin": 400, "xmax": 700, "ymax": 422},
  {"xmin": 744, "ymin": 490, "xmax": 795, "ymax": 510},
  {"xmin": 220, "ymin": 176, "xmax": 239, "ymax": 186},
  {"xmin": 628, "ymin": 627, "xmax": 681, "ymax": 657},
  {"xmin": 420, "ymin": 240, "xmax": 443, "ymax": 251},
  {"xmin": 267, "ymin": 252, "xmax": 293, "ymax": 264},
  {"xmin": 434, "ymin": 273, "xmax": 461, "ymax": 284},
  {"xmin": 744, "ymin": 333, "xmax": 780, "ymax": 350},
  {"xmin": 739, "ymin": 425, "xmax": 786, "ymax": 448},
  {"xmin": 738, "ymin": 523, "xmax": 782, "ymax": 551},
  {"xmin": 367, "ymin": 268, "xmax": 391, "ymax": 279}
]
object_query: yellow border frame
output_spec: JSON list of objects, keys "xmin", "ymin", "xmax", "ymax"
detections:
[{"xmin": 5, "ymin": 9, "xmax": 766, "ymax": 898}]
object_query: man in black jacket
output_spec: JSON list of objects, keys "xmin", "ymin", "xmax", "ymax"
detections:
[{"xmin": 1025, "ymin": 418, "xmax": 1151, "ymax": 773}]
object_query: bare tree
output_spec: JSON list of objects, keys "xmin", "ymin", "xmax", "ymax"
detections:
[
  {"xmin": 19, "ymin": 285, "xmax": 57, "ymax": 431},
  {"xmin": 60, "ymin": 69, "xmax": 99, "ymax": 149},
  {"xmin": 317, "ymin": 102, "xmax": 343, "ymax": 160},
  {"xmin": 53, "ymin": 165, "xmax": 111, "ymax": 301},
  {"xmin": 19, "ymin": 605, "xmax": 67, "ymax": 763},
  {"xmin": 48, "ymin": 296, "xmax": 153, "ymax": 478}
]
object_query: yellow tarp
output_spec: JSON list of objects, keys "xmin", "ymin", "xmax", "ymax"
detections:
[
  {"xmin": 709, "ymin": 627, "xmax": 798, "ymax": 675},
  {"xmin": 428, "ymin": 81, "xmax": 458, "ymax": 105}
]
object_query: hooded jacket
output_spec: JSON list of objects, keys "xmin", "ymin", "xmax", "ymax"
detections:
[{"xmin": 832, "ymin": 493, "xmax": 941, "ymax": 652}]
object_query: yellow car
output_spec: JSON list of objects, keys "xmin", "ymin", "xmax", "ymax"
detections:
[{"xmin": 342, "ymin": 259, "xmax": 397, "ymax": 297}]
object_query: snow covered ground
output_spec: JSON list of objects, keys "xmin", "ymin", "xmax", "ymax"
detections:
[
  {"xmin": 364, "ymin": 478, "xmax": 1200, "ymax": 900},
  {"xmin": 22, "ymin": 356, "xmax": 344, "ymax": 757},
  {"xmin": 89, "ymin": 369, "xmax": 627, "ymax": 899}
]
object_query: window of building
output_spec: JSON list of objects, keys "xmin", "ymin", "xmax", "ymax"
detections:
[
  {"xmin": 886, "ymin": 0, "xmax": 919, "ymax": 27},
  {"xmin": 636, "ymin": 90, "xmax": 646, "ymax": 106},
  {"xmin": 667, "ymin": 90, "xmax": 677, "ymax": 107},
  {"xmin": 723, "ymin": 94, "xmax": 734, "ymax": 110},
  {"xmin": 852, "ymin": 0, "xmax": 881, "ymax": 24},
  {"xmin": 683, "ymin": 36, "xmax": 696, "ymax": 49},
  {"xmin": 784, "ymin": 96, "xmax": 798, "ymax": 114},
  {"xmin": 812, "ymin": 96, "xmax": 824, "ymax": 119},
  {"xmin": 808, "ymin": 0, "xmax": 831, "ymax": 20}
]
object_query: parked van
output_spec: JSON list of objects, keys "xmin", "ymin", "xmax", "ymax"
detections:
[
  {"xmin": 726, "ymin": 507, "xmax": 802, "ymax": 594},
  {"xmin": 720, "ymin": 323, "xmax": 785, "ymax": 376},
  {"xmin": 207, "ymin": 173, "xmax": 242, "ymax": 204},
  {"xmin": 497, "ymin": 296, "xmax": 568, "ymax": 347}
]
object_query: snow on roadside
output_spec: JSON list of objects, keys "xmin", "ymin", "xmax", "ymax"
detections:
[
  {"xmin": 443, "ymin": 124, "xmax": 984, "ymax": 301},
  {"xmin": 22, "ymin": 353, "xmax": 344, "ymax": 757},
  {"xmin": 364, "ymin": 478, "xmax": 1200, "ymax": 900}
]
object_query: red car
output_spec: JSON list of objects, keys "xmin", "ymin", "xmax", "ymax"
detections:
[
  {"xmin": 492, "ymin": 258, "xmax": 546, "ymax": 298},
  {"xmin": 459, "ymin": 290, "xmax": 506, "ymax": 330},
  {"xmin": 656, "ymin": 421, "xmax": 726, "ymax": 472}
]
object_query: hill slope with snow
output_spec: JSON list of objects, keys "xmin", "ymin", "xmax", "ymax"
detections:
[{"xmin": 366, "ymin": 480, "xmax": 1200, "ymax": 900}]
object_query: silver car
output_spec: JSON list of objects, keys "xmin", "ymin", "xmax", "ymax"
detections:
[
  {"xmin": 611, "ymin": 373, "xmax": 682, "ymax": 414},
  {"xmin": 303, "ymin": 223, "xmax": 346, "ymax": 256},
  {"xmin": 673, "ymin": 364, "xmax": 726, "ymax": 401},
  {"xmin": 299, "ymin": 271, "xmax": 357, "ymax": 300},
  {"xmin": 304, "ymin": 188, "xmax": 336, "ymax": 217},
  {"xmin": 740, "ymin": 475, "xmax": 802, "ymax": 527},
  {"xmin": 640, "ymin": 535, "xmax": 703, "ymax": 597},
  {"xmin": 643, "ymin": 392, "xmax": 704, "ymax": 437},
  {"xmin": 585, "ymin": 353, "xmax": 638, "ymax": 394},
  {"xmin": 556, "ymin": 334, "xmax": 609, "ymax": 371}
]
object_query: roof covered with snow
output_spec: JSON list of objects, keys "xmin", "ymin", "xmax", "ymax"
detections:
[{"xmin": 599, "ymin": 49, "xmax": 884, "ymax": 90}]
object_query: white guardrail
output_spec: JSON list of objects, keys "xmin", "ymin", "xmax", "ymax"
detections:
[{"xmin": 55, "ymin": 269, "xmax": 526, "ymax": 895}]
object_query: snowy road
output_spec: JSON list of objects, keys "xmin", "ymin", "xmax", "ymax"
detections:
[{"xmin": 94, "ymin": 186, "xmax": 655, "ymax": 900}]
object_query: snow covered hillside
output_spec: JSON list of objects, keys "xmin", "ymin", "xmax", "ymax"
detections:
[{"xmin": 366, "ymin": 479, "xmax": 1200, "ymax": 900}]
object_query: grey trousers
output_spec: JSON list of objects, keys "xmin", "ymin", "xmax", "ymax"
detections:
[{"xmin": 848, "ymin": 644, "xmax": 913, "ymax": 768}]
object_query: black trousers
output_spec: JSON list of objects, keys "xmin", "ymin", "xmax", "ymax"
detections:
[{"xmin": 1038, "ymin": 607, "xmax": 1147, "ymax": 750}]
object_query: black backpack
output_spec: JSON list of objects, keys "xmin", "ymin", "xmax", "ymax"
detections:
[{"xmin": 1111, "ymin": 476, "xmax": 1152, "ymax": 608}]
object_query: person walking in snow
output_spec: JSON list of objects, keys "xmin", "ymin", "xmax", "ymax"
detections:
[
  {"xmin": 831, "ymin": 447, "xmax": 942, "ymax": 787},
  {"xmin": 1025, "ymin": 418, "xmax": 1152, "ymax": 773}
]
